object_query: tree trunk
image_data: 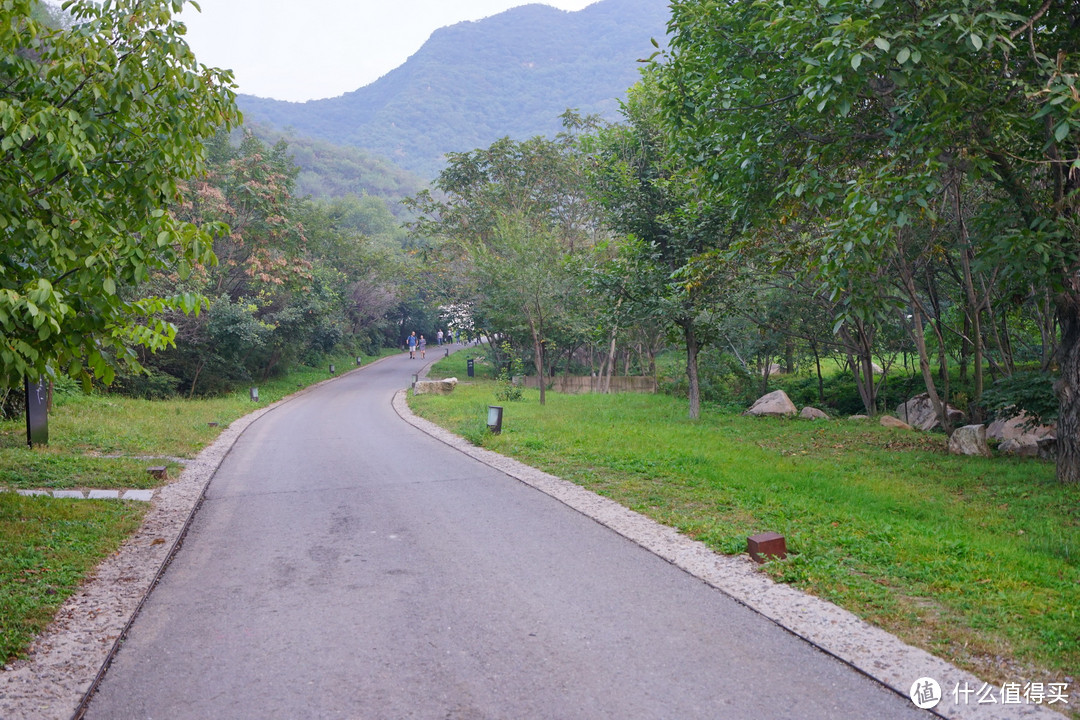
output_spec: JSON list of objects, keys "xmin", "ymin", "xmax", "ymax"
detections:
[
  {"xmin": 908, "ymin": 308, "xmax": 952, "ymax": 434},
  {"xmin": 684, "ymin": 321, "xmax": 701, "ymax": 420},
  {"xmin": 811, "ymin": 341, "xmax": 824, "ymax": 405},
  {"xmin": 603, "ymin": 322, "xmax": 618, "ymax": 394},
  {"xmin": 187, "ymin": 359, "xmax": 205, "ymax": 400},
  {"xmin": 1055, "ymin": 298, "xmax": 1080, "ymax": 484},
  {"xmin": 840, "ymin": 321, "xmax": 877, "ymax": 415},
  {"xmin": 528, "ymin": 316, "xmax": 546, "ymax": 406},
  {"xmin": 955, "ymin": 195, "xmax": 983, "ymax": 403}
]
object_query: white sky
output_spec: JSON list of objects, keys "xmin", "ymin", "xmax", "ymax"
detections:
[{"xmin": 179, "ymin": 0, "xmax": 599, "ymax": 102}]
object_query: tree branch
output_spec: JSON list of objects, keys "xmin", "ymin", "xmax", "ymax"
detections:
[{"xmin": 1010, "ymin": 0, "xmax": 1053, "ymax": 40}]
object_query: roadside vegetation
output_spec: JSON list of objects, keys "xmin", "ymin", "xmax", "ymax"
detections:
[
  {"xmin": 415, "ymin": 354, "xmax": 1080, "ymax": 690},
  {"xmin": 0, "ymin": 351, "xmax": 389, "ymax": 665}
]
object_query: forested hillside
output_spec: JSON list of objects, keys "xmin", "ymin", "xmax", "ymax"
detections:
[
  {"xmin": 238, "ymin": 0, "xmax": 668, "ymax": 178},
  {"xmin": 247, "ymin": 124, "xmax": 427, "ymax": 216}
]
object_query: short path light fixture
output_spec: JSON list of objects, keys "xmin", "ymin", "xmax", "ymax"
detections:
[
  {"xmin": 250, "ymin": 387, "xmax": 259, "ymax": 401},
  {"xmin": 356, "ymin": 356, "xmax": 362, "ymax": 366},
  {"xmin": 487, "ymin": 405, "xmax": 503, "ymax": 434},
  {"xmin": 445, "ymin": 348, "xmax": 449, "ymax": 357},
  {"xmin": 329, "ymin": 363, "xmax": 336, "ymax": 374},
  {"xmin": 747, "ymin": 532, "xmax": 787, "ymax": 563}
]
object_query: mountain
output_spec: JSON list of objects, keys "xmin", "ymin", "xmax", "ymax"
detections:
[
  {"xmin": 247, "ymin": 124, "xmax": 428, "ymax": 216},
  {"xmin": 238, "ymin": 0, "xmax": 669, "ymax": 179}
]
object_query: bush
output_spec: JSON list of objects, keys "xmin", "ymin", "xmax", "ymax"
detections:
[
  {"xmin": 981, "ymin": 370, "xmax": 1058, "ymax": 426},
  {"xmin": 109, "ymin": 368, "xmax": 182, "ymax": 400}
]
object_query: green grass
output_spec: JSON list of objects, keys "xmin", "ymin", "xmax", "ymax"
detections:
[
  {"xmin": 409, "ymin": 373, "xmax": 1080, "ymax": 689},
  {"xmin": 0, "ymin": 492, "xmax": 144, "ymax": 664},
  {"xmin": 0, "ymin": 349, "xmax": 393, "ymax": 663}
]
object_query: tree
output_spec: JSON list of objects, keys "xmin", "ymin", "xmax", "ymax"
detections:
[
  {"xmin": 407, "ymin": 122, "xmax": 601, "ymax": 403},
  {"xmin": 586, "ymin": 72, "xmax": 730, "ymax": 419},
  {"xmin": 660, "ymin": 0, "xmax": 1080, "ymax": 481},
  {"xmin": 471, "ymin": 215, "xmax": 572, "ymax": 405},
  {"xmin": 0, "ymin": 0, "xmax": 240, "ymax": 388}
]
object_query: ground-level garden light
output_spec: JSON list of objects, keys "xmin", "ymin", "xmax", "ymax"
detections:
[{"xmin": 487, "ymin": 405, "xmax": 503, "ymax": 434}]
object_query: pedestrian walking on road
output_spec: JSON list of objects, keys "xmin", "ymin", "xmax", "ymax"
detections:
[
  {"xmin": 419, "ymin": 335, "xmax": 427, "ymax": 359},
  {"xmin": 437, "ymin": 329, "xmax": 444, "ymax": 346},
  {"xmin": 407, "ymin": 332, "xmax": 417, "ymax": 359}
]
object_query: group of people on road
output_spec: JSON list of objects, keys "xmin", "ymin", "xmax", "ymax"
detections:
[{"xmin": 406, "ymin": 329, "xmax": 455, "ymax": 359}]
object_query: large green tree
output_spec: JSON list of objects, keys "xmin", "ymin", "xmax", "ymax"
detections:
[
  {"xmin": 0, "ymin": 0, "xmax": 240, "ymax": 388},
  {"xmin": 587, "ymin": 73, "xmax": 731, "ymax": 419},
  {"xmin": 408, "ymin": 123, "xmax": 600, "ymax": 402},
  {"xmin": 661, "ymin": 0, "xmax": 1080, "ymax": 480}
]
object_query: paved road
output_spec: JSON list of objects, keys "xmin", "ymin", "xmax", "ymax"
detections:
[{"xmin": 84, "ymin": 350, "xmax": 927, "ymax": 719}]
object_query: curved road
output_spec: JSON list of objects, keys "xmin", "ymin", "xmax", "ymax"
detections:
[{"xmin": 84, "ymin": 350, "xmax": 926, "ymax": 719}]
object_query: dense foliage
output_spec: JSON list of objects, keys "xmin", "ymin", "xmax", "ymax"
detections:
[
  {"xmin": 656, "ymin": 0, "xmax": 1080, "ymax": 481},
  {"xmin": 0, "ymin": 0, "xmax": 239, "ymax": 391},
  {"xmin": 129, "ymin": 130, "xmax": 412, "ymax": 396}
]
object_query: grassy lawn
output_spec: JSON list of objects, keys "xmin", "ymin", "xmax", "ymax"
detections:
[
  {"xmin": 0, "ymin": 350, "xmax": 392, "ymax": 664},
  {"xmin": 412, "ymin": 360, "xmax": 1080, "ymax": 689}
]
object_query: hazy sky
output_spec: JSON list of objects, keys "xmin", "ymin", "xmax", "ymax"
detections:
[{"xmin": 179, "ymin": 0, "xmax": 600, "ymax": 103}]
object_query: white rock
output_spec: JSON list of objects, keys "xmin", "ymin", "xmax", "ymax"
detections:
[
  {"xmin": 744, "ymin": 390, "xmax": 797, "ymax": 417},
  {"xmin": 948, "ymin": 424, "xmax": 992, "ymax": 458}
]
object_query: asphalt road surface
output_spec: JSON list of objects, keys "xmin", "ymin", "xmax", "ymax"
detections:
[{"xmin": 84, "ymin": 350, "xmax": 928, "ymax": 719}]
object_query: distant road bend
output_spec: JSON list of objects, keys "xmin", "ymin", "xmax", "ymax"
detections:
[{"xmin": 83, "ymin": 351, "xmax": 924, "ymax": 719}]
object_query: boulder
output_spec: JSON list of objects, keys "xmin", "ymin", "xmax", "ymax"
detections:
[
  {"xmin": 849, "ymin": 414, "xmax": 869, "ymax": 421},
  {"xmin": 799, "ymin": 406, "xmax": 830, "ymax": 420},
  {"xmin": 760, "ymin": 363, "xmax": 784, "ymax": 377},
  {"xmin": 744, "ymin": 390, "xmax": 797, "ymax": 417},
  {"xmin": 896, "ymin": 393, "xmax": 965, "ymax": 431},
  {"xmin": 880, "ymin": 416, "xmax": 913, "ymax": 431},
  {"xmin": 413, "ymin": 377, "xmax": 458, "ymax": 395},
  {"xmin": 948, "ymin": 424, "xmax": 992, "ymax": 458},
  {"xmin": 986, "ymin": 413, "xmax": 1055, "ymax": 457},
  {"xmin": 999, "ymin": 437, "xmax": 1040, "ymax": 458}
]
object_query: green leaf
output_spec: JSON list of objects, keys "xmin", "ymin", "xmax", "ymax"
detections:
[
  {"xmin": 970, "ymin": 33, "xmax": 983, "ymax": 51},
  {"xmin": 897, "ymin": 47, "xmax": 911, "ymax": 64},
  {"xmin": 850, "ymin": 53, "xmax": 863, "ymax": 71},
  {"xmin": 103, "ymin": 277, "xmax": 116, "ymax": 295},
  {"xmin": 874, "ymin": 38, "xmax": 890, "ymax": 52},
  {"xmin": 1054, "ymin": 121, "xmax": 1070, "ymax": 143}
]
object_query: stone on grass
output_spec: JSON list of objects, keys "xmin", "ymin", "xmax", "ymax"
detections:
[
  {"xmin": 413, "ymin": 378, "xmax": 458, "ymax": 395},
  {"xmin": 986, "ymin": 413, "xmax": 1055, "ymax": 457},
  {"xmin": 744, "ymin": 390, "xmax": 797, "ymax": 417},
  {"xmin": 895, "ymin": 393, "xmax": 965, "ymax": 431},
  {"xmin": 948, "ymin": 424, "xmax": 992, "ymax": 458},
  {"xmin": 880, "ymin": 416, "xmax": 913, "ymax": 431},
  {"xmin": 799, "ymin": 406, "xmax": 830, "ymax": 420},
  {"xmin": 848, "ymin": 414, "xmax": 869, "ymax": 421}
]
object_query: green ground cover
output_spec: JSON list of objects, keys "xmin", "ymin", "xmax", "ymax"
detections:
[
  {"xmin": 410, "ymin": 368, "xmax": 1080, "ymax": 689},
  {"xmin": 0, "ymin": 350, "xmax": 392, "ymax": 663}
]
